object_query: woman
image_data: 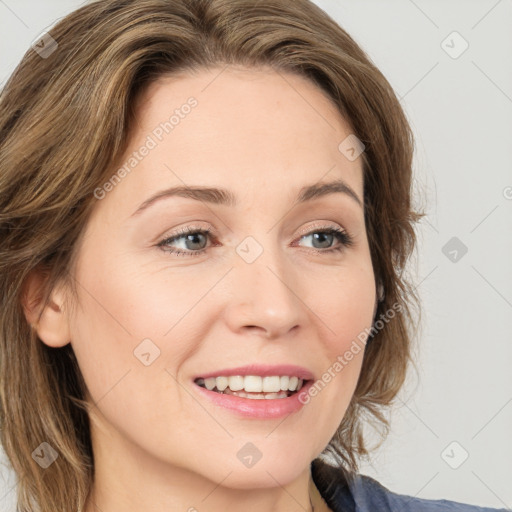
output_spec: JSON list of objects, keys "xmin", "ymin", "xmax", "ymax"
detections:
[{"xmin": 0, "ymin": 0, "xmax": 505, "ymax": 511}]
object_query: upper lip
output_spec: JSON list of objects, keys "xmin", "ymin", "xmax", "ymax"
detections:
[{"xmin": 194, "ymin": 364, "xmax": 315, "ymax": 381}]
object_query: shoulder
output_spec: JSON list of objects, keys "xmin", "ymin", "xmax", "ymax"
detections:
[
  {"xmin": 348, "ymin": 473, "xmax": 507, "ymax": 512},
  {"xmin": 311, "ymin": 459, "xmax": 507, "ymax": 512}
]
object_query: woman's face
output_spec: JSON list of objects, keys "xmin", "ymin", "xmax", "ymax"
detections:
[{"xmin": 66, "ymin": 66, "xmax": 376, "ymax": 488}]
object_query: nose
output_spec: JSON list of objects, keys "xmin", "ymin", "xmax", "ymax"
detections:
[{"xmin": 222, "ymin": 238, "xmax": 304, "ymax": 340}]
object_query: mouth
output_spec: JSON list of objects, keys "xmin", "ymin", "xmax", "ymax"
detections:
[{"xmin": 194, "ymin": 375, "xmax": 309, "ymax": 400}]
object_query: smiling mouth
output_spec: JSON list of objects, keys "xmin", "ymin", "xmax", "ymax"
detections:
[{"xmin": 194, "ymin": 375, "xmax": 308, "ymax": 400}]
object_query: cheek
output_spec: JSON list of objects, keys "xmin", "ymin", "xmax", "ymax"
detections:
[
  {"xmin": 293, "ymin": 259, "xmax": 375, "ymax": 430},
  {"xmin": 67, "ymin": 263, "xmax": 184, "ymax": 442},
  {"xmin": 311, "ymin": 262, "xmax": 376, "ymax": 353},
  {"xmin": 67, "ymin": 245, "xmax": 214, "ymax": 417},
  {"xmin": 66, "ymin": 254, "xmax": 166, "ymax": 401}
]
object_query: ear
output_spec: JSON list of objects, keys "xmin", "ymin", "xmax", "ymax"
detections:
[
  {"xmin": 372, "ymin": 279, "xmax": 384, "ymax": 319},
  {"xmin": 20, "ymin": 267, "xmax": 71, "ymax": 348},
  {"xmin": 377, "ymin": 280, "xmax": 385, "ymax": 303}
]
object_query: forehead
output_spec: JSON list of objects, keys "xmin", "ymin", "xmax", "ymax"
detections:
[
  {"xmin": 96, "ymin": 65, "xmax": 364, "ymax": 220},
  {"xmin": 136, "ymin": 65, "xmax": 353, "ymax": 145}
]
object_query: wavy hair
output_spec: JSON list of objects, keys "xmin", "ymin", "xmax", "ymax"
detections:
[{"xmin": 0, "ymin": 0, "xmax": 423, "ymax": 510}]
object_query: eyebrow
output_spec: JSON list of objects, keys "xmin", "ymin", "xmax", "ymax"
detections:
[{"xmin": 130, "ymin": 178, "xmax": 363, "ymax": 217}]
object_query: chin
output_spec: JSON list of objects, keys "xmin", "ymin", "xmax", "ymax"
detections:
[
  {"xmin": 217, "ymin": 459, "xmax": 310, "ymax": 490},
  {"xmin": 203, "ymin": 446, "xmax": 312, "ymax": 489}
]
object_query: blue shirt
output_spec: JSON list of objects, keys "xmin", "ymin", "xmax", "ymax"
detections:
[{"xmin": 311, "ymin": 459, "xmax": 508, "ymax": 512}]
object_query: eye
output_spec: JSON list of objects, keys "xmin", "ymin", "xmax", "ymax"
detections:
[
  {"xmin": 157, "ymin": 226, "xmax": 213, "ymax": 257},
  {"xmin": 157, "ymin": 225, "xmax": 354, "ymax": 257},
  {"xmin": 296, "ymin": 226, "xmax": 354, "ymax": 253}
]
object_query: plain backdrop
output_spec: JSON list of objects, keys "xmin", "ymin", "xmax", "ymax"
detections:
[{"xmin": 1, "ymin": 0, "xmax": 511, "ymax": 510}]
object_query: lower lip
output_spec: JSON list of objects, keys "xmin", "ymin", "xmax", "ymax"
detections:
[{"xmin": 192, "ymin": 380, "xmax": 313, "ymax": 419}]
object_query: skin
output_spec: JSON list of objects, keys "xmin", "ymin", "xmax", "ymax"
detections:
[{"xmin": 24, "ymin": 65, "xmax": 377, "ymax": 512}]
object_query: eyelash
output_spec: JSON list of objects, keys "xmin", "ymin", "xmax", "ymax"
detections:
[{"xmin": 157, "ymin": 225, "xmax": 354, "ymax": 257}]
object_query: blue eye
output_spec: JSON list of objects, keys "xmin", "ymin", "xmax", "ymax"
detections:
[
  {"xmin": 298, "ymin": 227, "xmax": 354, "ymax": 253},
  {"xmin": 157, "ymin": 225, "xmax": 354, "ymax": 257},
  {"xmin": 157, "ymin": 226, "xmax": 212, "ymax": 257}
]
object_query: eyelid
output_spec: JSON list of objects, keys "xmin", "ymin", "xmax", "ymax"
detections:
[
  {"xmin": 159, "ymin": 220, "xmax": 349, "ymax": 244},
  {"xmin": 158, "ymin": 223, "xmax": 213, "ymax": 241},
  {"xmin": 294, "ymin": 220, "xmax": 347, "ymax": 238}
]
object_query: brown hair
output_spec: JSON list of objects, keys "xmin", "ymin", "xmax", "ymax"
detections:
[{"xmin": 0, "ymin": 0, "xmax": 423, "ymax": 510}]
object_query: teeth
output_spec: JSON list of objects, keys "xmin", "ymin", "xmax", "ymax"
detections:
[
  {"xmin": 228, "ymin": 375, "xmax": 244, "ymax": 391},
  {"xmin": 216, "ymin": 376, "xmax": 229, "ymax": 391},
  {"xmin": 265, "ymin": 392, "xmax": 288, "ymax": 399},
  {"xmin": 223, "ymin": 388, "xmax": 289, "ymax": 400},
  {"xmin": 204, "ymin": 377, "xmax": 216, "ymax": 390},
  {"xmin": 288, "ymin": 376, "xmax": 298, "ymax": 391},
  {"xmin": 262, "ymin": 376, "xmax": 280, "ymax": 392},
  {"xmin": 197, "ymin": 375, "xmax": 306, "ymax": 394},
  {"xmin": 244, "ymin": 375, "xmax": 262, "ymax": 392}
]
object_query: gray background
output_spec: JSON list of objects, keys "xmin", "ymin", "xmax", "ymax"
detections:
[{"xmin": 1, "ymin": 0, "xmax": 511, "ymax": 510}]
